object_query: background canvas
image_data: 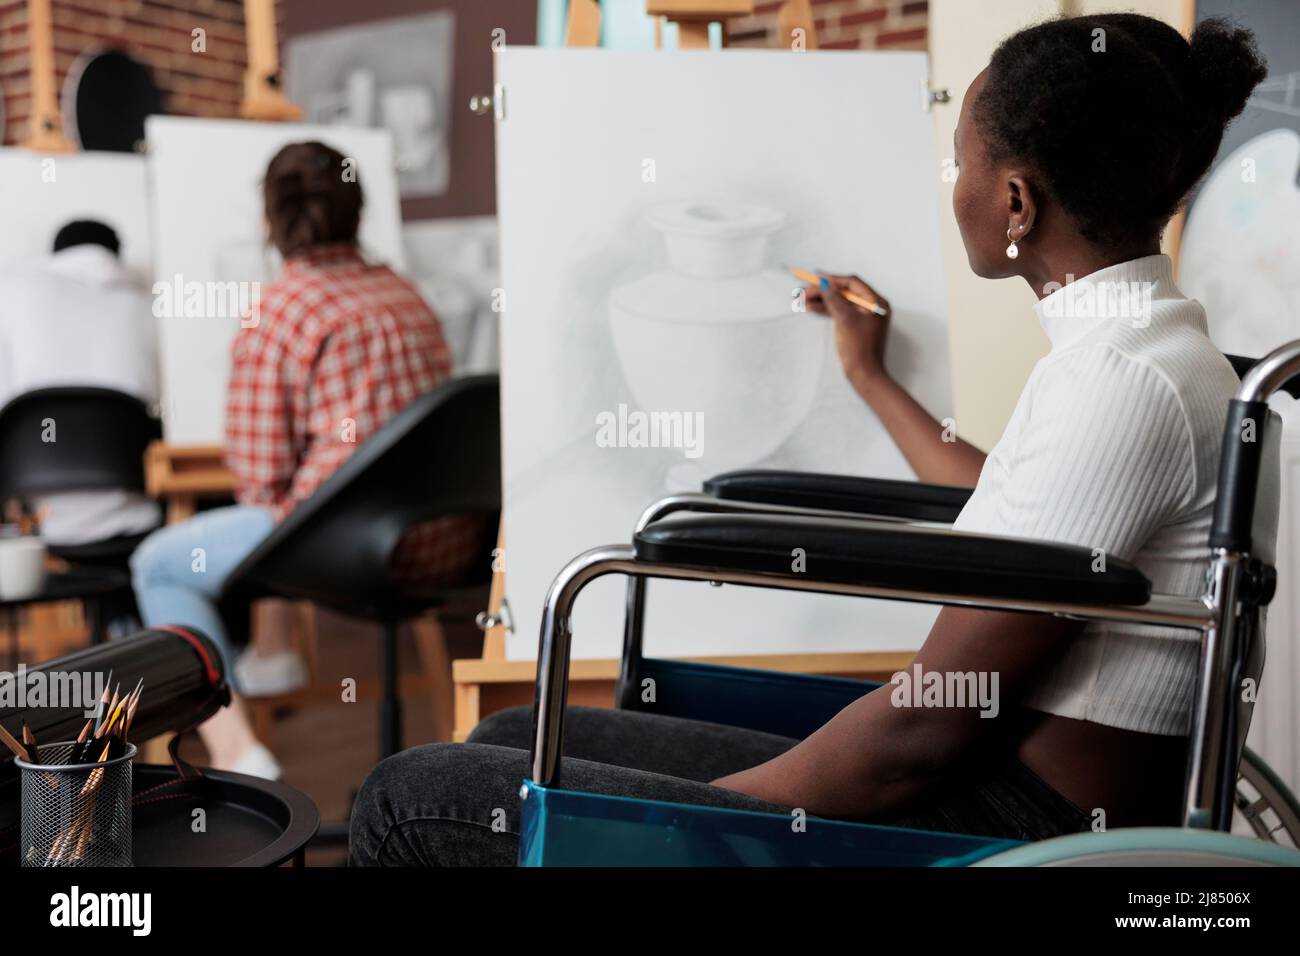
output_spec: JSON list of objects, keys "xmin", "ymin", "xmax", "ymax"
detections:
[
  {"xmin": 147, "ymin": 116, "xmax": 405, "ymax": 444},
  {"xmin": 0, "ymin": 149, "xmax": 151, "ymax": 281}
]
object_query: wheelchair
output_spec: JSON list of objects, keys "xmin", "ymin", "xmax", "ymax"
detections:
[{"xmin": 515, "ymin": 341, "xmax": 1300, "ymax": 866}]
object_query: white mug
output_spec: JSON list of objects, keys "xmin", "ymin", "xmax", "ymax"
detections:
[{"xmin": 0, "ymin": 536, "xmax": 47, "ymax": 601}]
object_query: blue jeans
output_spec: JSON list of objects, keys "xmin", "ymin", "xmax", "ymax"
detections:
[{"xmin": 130, "ymin": 504, "xmax": 275, "ymax": 681}]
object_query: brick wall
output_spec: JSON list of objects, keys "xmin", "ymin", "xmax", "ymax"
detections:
[
  {"xmin": 0, "ymin": 1, "xmax": 33, "ymax": 143},
  {"xmin": 732, "ymin": 0, "xmax": 928, "ymax": 50},
  {"xmin": 0, "ymin": 1, "xmax": 927, "ymax": 147},
  {"xmin": 0, "ymin": 0, "xmax": 258, "ymax": 146}
]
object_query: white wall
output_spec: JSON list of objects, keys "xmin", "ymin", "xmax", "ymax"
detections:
[{"xmin": 928, "ymin": 0, "xmax": 1059, "ymax": 452}]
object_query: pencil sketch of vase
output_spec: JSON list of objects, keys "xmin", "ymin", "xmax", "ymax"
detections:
[{"xmin": 608, "ymin": 201, "xmax": 827, "ymax": 489}]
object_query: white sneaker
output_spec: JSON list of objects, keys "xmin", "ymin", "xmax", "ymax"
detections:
[
  {"xmin": 234, "ymin": 648, "xmax": 309, "ymax": 698},
  {"xmin": 229, "ymin": 742, "xmax": 282, "ymax": 781}
]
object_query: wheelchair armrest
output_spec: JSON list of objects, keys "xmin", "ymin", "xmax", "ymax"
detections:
[
  {"xmin": 634, "ymin": 513, "xmax": 1152, "ymax": 606},
  {"xmin": 703, "ymin": 470, "xmax": 973, "ymax": 524}
]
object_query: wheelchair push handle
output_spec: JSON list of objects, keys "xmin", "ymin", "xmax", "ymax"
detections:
[{"xmin": 1210, "ymin": 341, "xmax": 1300, "ymax": 554}]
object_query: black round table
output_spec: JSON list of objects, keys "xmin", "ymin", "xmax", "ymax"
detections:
[{"xmin": 131, "ymin": 764, "xmax": 320, "ymax": 866}]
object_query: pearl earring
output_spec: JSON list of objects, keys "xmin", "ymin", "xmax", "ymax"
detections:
[{"xmin": 1005, "ymin": 226, "xmax": 1019, "ymax": 260}]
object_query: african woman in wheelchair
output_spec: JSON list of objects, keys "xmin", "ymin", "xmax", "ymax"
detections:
[{"xmin": 350, "ymin": 14, "xmax": 1273, "ymax": 865}]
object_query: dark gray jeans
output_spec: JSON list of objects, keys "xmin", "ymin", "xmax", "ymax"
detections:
[{"xmin": 349, "ymin": 705, "xmax": 1092, "ymax": 866}]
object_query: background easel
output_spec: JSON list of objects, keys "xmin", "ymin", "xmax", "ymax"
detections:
[
  {"xmin": 21, "ymin": 0, "xmax": 74, "ymax": 152},
  {"xmin": 648, "ymin": 0, "xmax": 752, "ymax": 48},
  {"xmin": 451, "ymin": 0, "xmax": 910, "ymax": 741},
  {"xmin": 240, "ymin": 0, "xmax": 303, "ymax": 121}
]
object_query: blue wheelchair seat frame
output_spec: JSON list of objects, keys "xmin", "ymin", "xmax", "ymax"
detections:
[
  {"xmin": 519, "ymin": 776, "xmax": 1017, "ymax": 866},
  {"xmin": 516, "ymin": 342, "xmax": 1300, "ymax": 867},
  {"xmin": 519, "ymin": 658, "xmax": 1020, "ymax": 865}
]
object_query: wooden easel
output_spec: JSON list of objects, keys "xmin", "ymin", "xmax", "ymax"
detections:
[
  {"xmin": 566, "ymin": 0, "xmax": 812, "ymax": 51},
  {"xmin": 451, "ymin": 0, "xmax": 913, "ymax": 742},
  {"xmin": 647, "ymin": 0, "xmax": 753, "ymax": 48},
  {"xmin": 21, "ymin": 0, "xmax": 75, "ymax": 152},
  {"xmin": 240, "ymin": 0, "xmax": 303, "ymax": 121},
  {"xmin": 775, "ymin": 0, "xmax": 818, "ymax": 50}
]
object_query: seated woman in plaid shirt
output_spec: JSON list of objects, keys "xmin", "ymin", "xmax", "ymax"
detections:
[{"xmin": 130, "ymin": 142, "xmax": 473, "ymax": 779}]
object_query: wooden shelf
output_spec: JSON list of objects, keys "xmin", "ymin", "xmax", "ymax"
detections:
[{"xmin": 144, "ymin": 441, "xmax": 236, "ymax": 522}]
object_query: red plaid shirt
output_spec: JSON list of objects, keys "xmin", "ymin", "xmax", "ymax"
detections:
[{"xmin": 225, "ymin": 244, "xmax": 482, "ymax": 586}]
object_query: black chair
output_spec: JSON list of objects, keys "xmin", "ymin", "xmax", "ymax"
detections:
[
  {"xmin": 219, "ymin": 374, "xmax": 501, "ymax": 761},
  {"xmin": 0, "ymin": 387, "xmax": 163, "ymax": 646},
  {"xmin": 0, "ymin": 386, "xmax": 163, "ymax": 560}
]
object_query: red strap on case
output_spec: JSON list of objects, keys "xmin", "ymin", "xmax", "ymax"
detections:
[{"xmin": 152, "ymin": 625, "xmax": 222, "ymax": 686}]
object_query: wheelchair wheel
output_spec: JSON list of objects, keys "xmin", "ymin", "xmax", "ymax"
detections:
[
  {"xmin": 1235, "ymin": 746, "xmax": 1300, "ymax": 847},
  {"xmin": 972, "ymin": 828, "xmax": 1300, "ymax": 866}
]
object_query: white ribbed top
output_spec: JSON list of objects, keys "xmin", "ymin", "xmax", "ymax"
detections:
[{"xmin": 952, "ymin": 254, "xmax": 1240, "ymax": 736}]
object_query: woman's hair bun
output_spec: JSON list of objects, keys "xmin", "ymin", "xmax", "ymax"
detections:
[
  {"xmin": 974, "ymin": 12, "xmax": 1268, "ymax": 248},
  {"xmin": 1188, "ymin": 17, "xmax": 1268, "ymax": 129},
  {"xmin": 262, "ymin": 141, "xmax": 364, "ymax": 258}
]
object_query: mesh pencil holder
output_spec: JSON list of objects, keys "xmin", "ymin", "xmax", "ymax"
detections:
[{"xmin": 15, "ymin": 741, "xmax": 135, "ymax": 867}]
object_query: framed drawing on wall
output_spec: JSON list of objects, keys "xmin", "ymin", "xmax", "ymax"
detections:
[{"xmin": 284, "ymin": 11, "xmax": 456, "ymax": 201}]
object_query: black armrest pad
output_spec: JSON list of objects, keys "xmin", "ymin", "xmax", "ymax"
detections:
[
  {"xmin": 635, "ymin": 513, "xmax": 1151, "ymax": 606},
  {"xmin": 704, "ymin": 470, "xmax": 973, "ymax": 523}
]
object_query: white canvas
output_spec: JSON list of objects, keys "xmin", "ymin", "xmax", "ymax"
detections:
[
  {"xmin": 496, "ymin": 49, "xmax": 951, "ymax": 660},
  {"xmin": 0, "ymin": 148, "xmax": 151, "ymax": 279},
  {"xmin": 146, "ymin": 116, "xmax": 406, "ymax": 444}
]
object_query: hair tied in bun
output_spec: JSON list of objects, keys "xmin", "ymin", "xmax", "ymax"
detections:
[
  {"xmin": 1187, "ymin": 17, "xmax": 1268, "ymax": 128},
  {"xmin": 263, "ymin": 141, "xmax": 365, "ymax": 258}
]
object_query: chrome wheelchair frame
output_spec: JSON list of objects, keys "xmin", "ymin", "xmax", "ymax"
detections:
[{"xmin": 521, "ymin": 340, "xmax": 1300, "ymax": 864}]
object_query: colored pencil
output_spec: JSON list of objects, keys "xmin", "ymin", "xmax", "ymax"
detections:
[
  {"xmin": 786, "ymin": 265, "xmax": 889, "ymax": 316},
  {"xmin": 21, "ymin": 722, "xmax": 39, "ymax": 764},
  {"xmin": 0, "ymin": 721, "xmax": 29, "ymax": 761}
]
